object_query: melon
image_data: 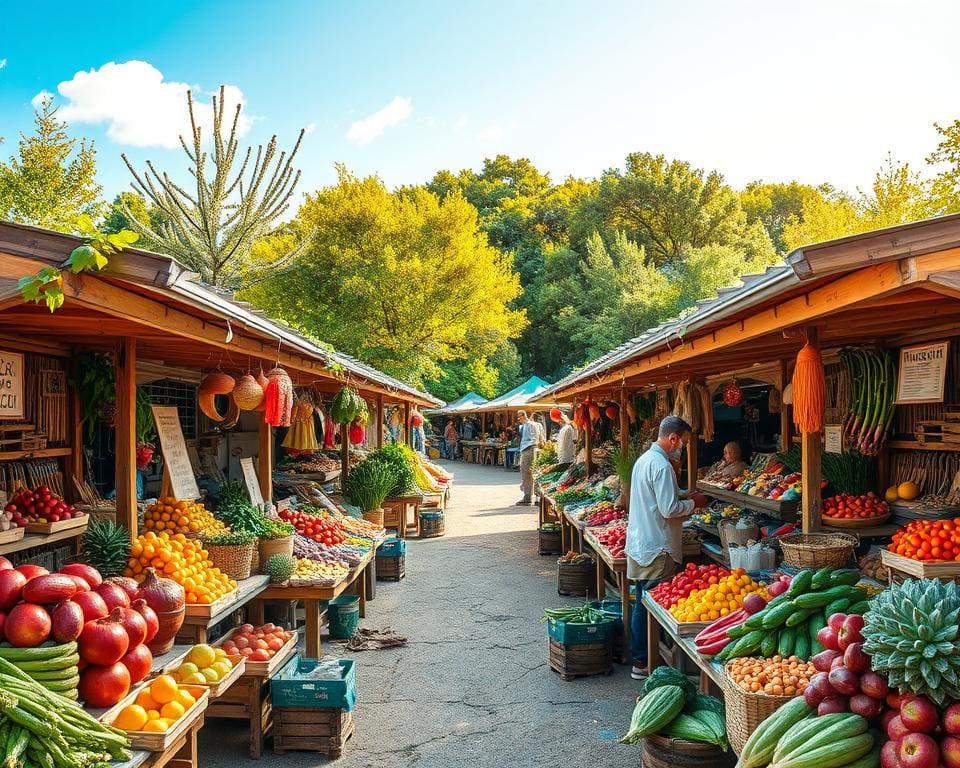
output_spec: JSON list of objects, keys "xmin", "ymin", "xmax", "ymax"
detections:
[
  {"xmin": 897, "ymin": 481, "xmax": 920, "ymax": 501},
  {"xmin": 885, "ymin": 486, "xmax": 900, "ymax": 504}
]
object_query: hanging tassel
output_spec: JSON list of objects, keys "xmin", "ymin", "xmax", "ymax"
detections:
[
  {"xmin": 792, "ymin": 343, "xmax": 825, "ymax": 434},
  {"xmin": 263, "ymin": 367, "xmax": 293, "ymax": 427}
]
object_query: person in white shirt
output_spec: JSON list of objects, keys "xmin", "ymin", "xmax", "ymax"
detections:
[
  {"xmin": 551, "ymin": 410, "xmax": 577, "ymax": 464},
  {"xmin": 515, "ymin": 410, "xmax": 538, "ymax": 505},
  {"xmin": 626, "ymin": 415, "xmax": 708, "ymax": 679}
]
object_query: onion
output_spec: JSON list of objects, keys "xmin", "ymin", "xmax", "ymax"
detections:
[{"xmin": 136, "ymin": 567, "xmax": 185, "ymax": 612}]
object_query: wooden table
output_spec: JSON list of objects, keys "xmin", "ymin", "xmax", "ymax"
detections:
[
  {"xmin": 641, "ymin": 591, "xmax": 724, "ymax": 696},
  {"xmin": 383, "ymin": 494, "xmax": 423, "ymax": 539},
  {"xmin": 111, "ymin": 714, "xmax": 205, "ymax": 768},
  {"xmin": 560, "ymin": 509, "xmax": 587, "ymax": 554},
  {"xmin": 538, "ymin": 491, "xmax": 559, "ymax": 527},
  {"xmin": 582, "ymin": 531, "xmax": 631, "ymax": 663},
  {"xmin": 250, "ymin": 548, "xmax": 376, "ymax": 658},
  {"xmin": 177, "ymin": 575, "xmax": 270, "ymax": 644}
]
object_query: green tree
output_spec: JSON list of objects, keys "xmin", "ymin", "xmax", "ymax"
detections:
[
  {"xmin": 928, "ymin": 117, "xmax": 960, "ymax": 213},
  {"xmin": 740, "ymin": 181, "xmax": 833, "ymax": 254},
  {"xmin": 243, "ymin": 167, "xmax": 527, "ymax": 387},
  {"xmin": 102, "ymin": 192, "xmax": 169, "ymax": 251},
  {"xmin": 0, "ymin": 97, "xmax": 103, "ymax": 231}
]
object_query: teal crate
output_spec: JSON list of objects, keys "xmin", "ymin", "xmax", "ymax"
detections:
[
  {"xmin": 379, "ymin": 537, "xmax": 406, "ymax": 557},
  {"xmin": 547, "ymin": 617, "xmax": 615, "ymax": 645},
  {"xmin": 420, "ymin": 511, "xmax": 443, "ymax": 521},
  {"xmin": 271, "ymin": 655, "xmax": 357, "ymax": 711}
]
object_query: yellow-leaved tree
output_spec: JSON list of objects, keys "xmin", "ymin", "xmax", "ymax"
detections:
[{"xmin": 242, "ymin": 167, "xmax": 527, "ymax": 388}]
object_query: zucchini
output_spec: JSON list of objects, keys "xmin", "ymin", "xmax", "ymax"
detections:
[
  {"xmin": 727, "ymin": 623, "xmax": 751, "ymax": 639},
  {"xmin": 770, "ymin": 733, "xmax": 874, "ymax": 768},
  {"xmin": 761, "ymin": 601, "xmax": 796, "ymax": 629},
  {"xmin": 793, "ymin": 586, "xmax": 861, "ymax": 609},
  {"xmin": 847, "ymin": 600, "xmax": 871, "ymax": 615},
  {"xmin": 660, "ymin": 713, "xmax": 720, "ymax": 745},
  {"xmin": 810, "ymin": 567, "xmax": 833, "ymax": 589},
  {"xmin": 823, "ymin": 597, "xmax": 852, "ymax": 616},
  {"xmin": 735, "ymin": 696, "xmax": 813, "ymax": 768},
  {"xmin": 807, "ymin": 612, "xmax": 827, "ymax": 640},
  {"xmin": 744, "ymin": 611, "xmax": 768, "ymax": 630},
  {"xmin": 713, "ymin": 642, "xmax": 733, "ymax": 664},
  {"xmin": 772, "ymin": 712, "xmax": 857, "ymax": 760},
  {"xmin": 793, "ymin": 632, "xmax": 810, "ymax": 661},
  {"xmin": 621, "ymin": 685, "xmax": 686, "ymax": 743},
  {"xmin": 785, "ymin": 607, "xmax": 816, "ymax": 627},
  {"xmin": 761, "ymin": 631, "xmax": 778, "ymax": 658},
  {"xmin": 785, "ymin": 570, "xmax": 813, "ymax": 598},
  {"xmin": 829, "ymin": 570, "xmax": 861, "ymax": 587},
  {"xmin": 778, "ymin": 625, "xmax": 797, "ymax": 657},
  {"xmin": 773, "ymin": 712, "xmax": 869, "ymax": 764},
  {"xmin": 727, "ymin": 630, "xmax": 764, "ymax": 659}
]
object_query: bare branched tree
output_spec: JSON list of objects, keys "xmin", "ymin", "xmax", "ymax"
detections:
[{"xmin": 121, "ymin": 86, "xmax": 312, "ymax": 288}]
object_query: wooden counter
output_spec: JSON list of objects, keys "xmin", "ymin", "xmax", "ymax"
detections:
[{"xmin": 177, "ymin": 575, "xmax": 270, "ymax": 644}]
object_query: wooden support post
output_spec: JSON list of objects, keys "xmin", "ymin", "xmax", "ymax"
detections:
[
  {"xmin": 340, "ymin": 426, "xmax": 350, "ymax": 481},
  {"xmin": 780, "ymin": 359, "xmax": 792, "ymax": 451},
  {"xmin": 403, "ymin": 402, "xmax": 410, "ymax": 446},
  {"xmin": 619, "ymin": 389, "xmax": 631, "ymax": 506},
  {"xmin": 481, "ymin": 412, "xmax": 486, "ymax": 439},
  {"xmin": 67, "ymin": 388, "xmax": 83, "ymax": 504},
  {"xmin": 687, "ymin": 431, "xmax": 699, "ymax": 492},
  {"xmin": 800, "ymin": 328, "xmax": 823, "ymax": 533},
  {"xmin": 114, "ymin": 338, "xmax": 137, "ymax": 536},
  {"xmin": 257, "ymin": 419, "xmax": 272, "ymax": 504},
  {"xmin": 585, "ymin": 412, "xmax": 594, "ymax": 476},
  {"xmin": 376, "ymin": 395, "xmax": 384, "ymax": 448}
]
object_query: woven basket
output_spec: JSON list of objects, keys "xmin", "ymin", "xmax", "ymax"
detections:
[
  {"xmin": 779, "ymin": 532, "xmax": 858, "ymax": 569},
  {"xmin": 258, "ymin": 535, "xmax": 294, "ymax": 564},
  {"xmin": 721, "ymin": 666, "xmax": 794, "ymax": 754},
  {"xmin": 205, "ymin": 541, "xmax": 254, "ymax": 580},
  {"xmin": 642, "ymin": 733, "xmax": 735, "ymax": 768},
  {"xmin": 362, "ymin": 508, "xmax": 384, "ymax": 526}
]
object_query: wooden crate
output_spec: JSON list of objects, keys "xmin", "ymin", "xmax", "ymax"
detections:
[
  {"xmin": 23, "ymin": 515, "xmax": 87, "ymax": 535},
  {"xmin": 548, "ymin": 637, "xmax": 613, "ymax": 681},
  {"xmin": 182, "ymin": 588, "xmax": 239, "ymax": 619},
  {"xmin": 539, "ymin": 527, "xmax": 562, "ymax": 555},
  {"xmin": 557, "ymin": 559, "xmax": 595, "ymax": 597},
  {"xmin": 273, "ymin": 707, "xmax": 354, "ymax": 756},
  {"xmin": 205, "ymin": 674, "xmax": 272, "ymax": 759},
  {"xmin": 376, "ymin": 554, "xmax": 405, "ymax": 581},
  {"xmin": 881, "ymin": 549, "xmax": 960, "ymax": 581},
  {"xmin": 213, "ymin": 627, "xmax": 298, "ymax": 677},
  {"xmin": 102, "ymin": 684, "xmax": 209, "ymax": 752},
  {"xmin": 0, "ymin": 527, "xmax": 25, "ymax": 546},
  {"xmin": 168, "ymin": 654, "xmax": 246, "ymax": 698},
  {"xmin": 646, "ymin": 593, "xmax": 712, "ymax": 637}
]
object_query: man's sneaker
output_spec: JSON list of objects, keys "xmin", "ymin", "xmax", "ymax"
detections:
[
  {"xmin": 631, "ymin": 664, "xmax": 648, "ymax": 681},
  {"xmin": 515, "ymin": 497, "xmax": 532, "ymax": 506}
]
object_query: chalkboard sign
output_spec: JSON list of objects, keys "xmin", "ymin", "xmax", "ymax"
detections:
[
  {"xmin": 151, "ymin": 405, "xmax": 200, "ymax": 501},
  {"xmin": 240, "ymin": 456, "xmax": 265, "ymax": 507},
  {"xmin": 0, "ymin": 351, "xmax": 24, "ymax": 419}
]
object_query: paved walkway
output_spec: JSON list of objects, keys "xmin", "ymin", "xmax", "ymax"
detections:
[{"xmin": 201, "ymin": 461, "xmax": 640, "ymax": 766}]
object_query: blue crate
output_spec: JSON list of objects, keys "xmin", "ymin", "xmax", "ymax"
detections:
[
  {"xmin": 378, "ymin": 537, "xmax": 406, "ymax": 557},
  {"xmin": 271, "ymin": 655, "xmax": 356, "ymax": 711},
  {"xmin": 546, "ymin": 617, "xmax": 615, "ymax": 645},
  {"xmin": 420, "ymin": 511, "xmax": 443, "ymax": 522}
]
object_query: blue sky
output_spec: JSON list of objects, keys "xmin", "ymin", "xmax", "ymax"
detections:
[{"xmin": 2, "ymin": 0, "xmax": 959, "ymax": 205}]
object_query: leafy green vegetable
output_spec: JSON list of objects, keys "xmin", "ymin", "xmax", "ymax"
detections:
[{"xmin": 366, "ymin": 444, "xmax": 417, "ymax": 497}]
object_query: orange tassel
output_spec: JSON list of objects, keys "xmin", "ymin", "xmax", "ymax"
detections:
[{"xmin": 792, "ymin": 343, "xmax": 825, "ymax": 434}]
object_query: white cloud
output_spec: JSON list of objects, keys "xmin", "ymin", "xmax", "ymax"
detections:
[
  {"xmin": 476, "ymin": 124, "xmax": 505, "ymax": 141},
  {"xmin": 31, "ymin": 90, "xmax": 53, "ymax": 109},
  {"xmin": 38, "ymin": 60, "xmax": 252, "ymax": 149},
  {"xmin": 346, "ymin": 96, "xmax": 412, "ymax": 146},
  {"xmin": 0, "ymin": 59, "xmax": 7, "ymax": 70},
  {"xmin": 454, "ymin": 116, "xmax": 468, "ymax": 130},
  {"xmin": 304, "ymin": 122, "xmax": 317, "ymax": 135}
]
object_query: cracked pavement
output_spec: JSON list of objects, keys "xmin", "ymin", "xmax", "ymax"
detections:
[{"xmin": 199, "ymin": 461, "xmax": 640, "ymax": 766}]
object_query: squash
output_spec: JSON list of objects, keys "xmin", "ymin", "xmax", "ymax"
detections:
[
  {"xmin": 734, "ymin": 696, "xmax": 812, "ymax": 768},
  {"xmin": 897, "ymin": 481, "xmax": 920, "ymax": 501},
  {"xmin": 771, "ymin": 713, "xmax": 870, "ymax": 767},
  {"xmin": 620, "ymin": 685, "xmax": 685, "ymax": 744}
]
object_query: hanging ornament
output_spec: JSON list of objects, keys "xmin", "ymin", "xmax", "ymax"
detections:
[
  {"xmin": 723, "ymin": 381, "xmax": 744, "ymax": 407},
  {"xmin": 791, "ymin": 343, "xmax": 825, "ymax": 434},
  {"xmin": 588, "ymin": 400, "xmax": 601, "ymax": 422},
  {"xmin": 549, "ymin": 407, "xmax": 563, "ymax": 423},
  {"xmin": 604, "ymin": 403, "xmax": 619, "ymax": 420},
  {"xmin": 349, "ymin": 420, "xmax": 365, "ymax": 445},
  {"xmin": 198, "ymin": 372, "xmax": 236, "ymax": 422},
  {"xmin": 263, "ymin": 367, "xmax": 294, "ymax": 427},
  {"xmin": 233, "ymin": 374, "xmax": 265, "ymax": 411},
  {"xmin": 254, "ymin": 372, "xmax": 270, "ymax": 412}
]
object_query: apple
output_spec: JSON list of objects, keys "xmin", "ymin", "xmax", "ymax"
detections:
[
  {"xmin": 818, "ymin": 626, "xmax": 840, "ymax": 652},
  {"xmin": 880, "ymin": 739, "xmax": 903, "ymax": 768},
  {"xmin": 860, "ymin": 671, "xmax": 889, "ymax": 700},
  {"xmin": 838, "ymin": 614, "xmax": 866, "ymax": 651},
  {"xmin": 850, "ymin": 693, "xmax": 884, "ymax": 718},
  {"xmin": 843, "ymin": 642, "xmax": 871, "ymax": 674},
  {"xmin": 944, "ymin": 703, "xmax": 960, "ymax": 736},
  {"xmin": 828, "ymin": 612, "xmax": 848, "ymax": 632},
  {"xmin": 882, "ymin": 709, "xmax": 900, "ymax": 732},
  {"xmin": 941, "ymin": 735, "xmax": 960, "ymax": 768},
  {"xmin": 888, "ymin": 715, "xmax": 912, "ymax": 741},
  {"xmin": 808, "ymin": 671, "xmax": 834, "ymax": 700},
  {"xmin": 900, "ymin": 696, "xmax": 939, "ymax": 734},
  {"xmin": 887, "ymin": 692, "xmax": 902, "ymax": 710},
  {"xmin": 813, "ymin": 649, "xmax": 843, "ymax": 672},
  {"xmin": 828, "ymin": 667, "xmax": 860, "ymax": 696},
  {"xmin": 831, "ymin": 654, "xmax": 847, "ymax": 671},
  {"xmin": 899, "ymin": 732, "xmax": 939, "ymax": 768},
  {"xmin": 818, "ymin": 696, "xmax": 849, "ymax": 715}
]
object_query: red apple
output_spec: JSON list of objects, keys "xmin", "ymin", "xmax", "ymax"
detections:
[
  {"xmin": 881, "ymin": 739, "xmax": 903, "ymax": 768},
  {"xmin": 941, "ymin": 735, "xmax": 960, "ymax": 768},
  {"xmin": 882, "ymin": 709, "xmax": 900, "ymax": 732},
  {"xmin": 887, "ymin": 692, "xmax": 902, "ymax": 710},
  {"xmin": 850, "ymin": 693, "xmax": 884, "ymax": 718},
  {"xmin": 899, "ymin": 732, "xmax": 939, "ymax": 768},
  {"xmin": 831, "ymin": 654, "xmax": 847, "ymax": 671},
  {"xmin": 813, "ymin": 649, "xmax": 843, "ymax": 672},
  {"xmin": 818, "ymin": 696, "xmax": 849, "ymax": 715},
  {"xmin": 901, "ymin": 696, "xmax": 939, "ymax": 734},
  {"xmin": 0, "ymin": 556, "xmax": 11, "ymax": 571},
  {"xmin": 888, "ymin": 715, "xmax": 912, "ymax": 741},
  {"xmin": 944, "ymin": 703, "xmax": 960, "ymax": 736},
  {"xmin": 860, "ymin": 671, "xmax": 889, "ymax": 700},
  {"xmin": 829, "ymin": 667, "xmax": 860, "ymax": 696},
  {"xmin": 843, "ymin": 642, "xmax": 871, "ymax": 674},
  {"xmin": 818, "ymin": 626, "xmax": 840, "ymax": 652},
  {"xmin": 838, "ymin": 613, "xmax": 866, "ymax": 651},
  {"xmin": 828, "ymin": 612, "xmax": 848, "ymax": 632}
]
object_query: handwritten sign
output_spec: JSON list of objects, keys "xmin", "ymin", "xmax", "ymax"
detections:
[
  {"xmin": 151, "ymin": 405, "xmax": 200, "ymax": 501},
  {"xmin": 897, "ymin": 342, "xmax": 949, "ymax": 404},
  {"xmin": 240, "ymin": 457, "xmax": 265, "ymax": 507},
  {"xmin": 824, "ymin": 425, "xmax": 843, "ymax": 454},
  {"xmin": 0, "ymin": 351, "xmax": 24, "ymax": 419}
]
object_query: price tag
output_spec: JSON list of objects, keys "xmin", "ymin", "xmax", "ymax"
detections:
[
  {"xmin": 240, "ymin": 456, "xmax": 265, "ymax": 507},
  {"xmin": 151, "ymin": 406, "xmax": 200, "ymax": 501}
]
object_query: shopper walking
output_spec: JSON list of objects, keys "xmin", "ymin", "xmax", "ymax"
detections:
[
  {"xmin": 443, "ymin": 419, "xmax": 459, "ymax": 459},
  {"xmin": 552, "ymin": 410, "xmax": 577, "ymax": 464},
  {"xmin": 515, "ymin": 410, "xmax": 538, "ymax": 505},
  {"xmin": 626, "ymin": 415, "xmax": 708, "ymax": 679}
]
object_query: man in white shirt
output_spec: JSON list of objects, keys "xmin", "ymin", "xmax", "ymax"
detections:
[
  {"xmin": 627, "ymin": 416, "xmax": 708, "ymax": 679},
  {"xmin": 552, "ymin": 410, "xmax": 577, "ymax": 464},
  {"xmin": 515, "ymin": 410, "xmax": 538, "ymax": 505}
]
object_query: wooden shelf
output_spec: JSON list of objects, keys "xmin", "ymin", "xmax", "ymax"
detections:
[
  {"xmin": 697, "ymin": 482, "xmax": 799, "ymax": 521},
  {"xmin": 0, "ymin": 526, "xmax": 86, "ymax": 556},
  {"xmin": 889, "ymin": 440, "xmax": 960, "ymax": 452},
  {"xmin": 0, "ymin": 446, "xmax": 72, "ymax": 461}
]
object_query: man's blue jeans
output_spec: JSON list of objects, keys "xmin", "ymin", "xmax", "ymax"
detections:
[{"xmin": 630, "ymin": 577, "xmax": 661, "ymax": 664}]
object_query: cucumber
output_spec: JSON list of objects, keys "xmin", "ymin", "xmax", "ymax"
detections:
[
  {"xmin": 772, "ymin": 713, "xmax": 859, "ymax": 761},
  {"xmin": 761, "ymin": 601, "xmax": 796, "ymax": 629},
  {"xmin": 713, "ymin": 641, "xmax": 733, "ymax": 664},
  {"xmin": 808, "ymin": 612, "xmax": 827, "ymax": 656},
  {"xmin": 26, "ymin": 666, "xmax": 79, "ymax": 681},
  {"xmin": 785, "ymin": 570, "xmax": 813, "ymax": 598},
  {"xmin": 761, "ymin": 630, "xmax": 779, "ymax": 657},
  {"xmin": 793, "ymin": 585, "xmax": 861, "ymax": 609},
  {"xmin": 12, "ymin": 654, "xmax": 80, "ymax": 671},
  {"xmin": 847, "ymin": 600, "xmax": 871, "ymax": 615},
  {"xmin": 0, "ymin": 643, "xmax": 77, "ymax": 661},
  {"xmin": 843, "ymin": 744, "xmax": 882, "ymax": 768},
  {"xmin": 823, "ymin": 597, "xmax": 852, "ymax": 617},
  {"xmin": 735, "ymin": 696, "xmax": 814, "ymax": 768},
  {"xmin": 810, "ymin": 567, "xmax": 833, "ymax": 589},
  {"xmin": 726, "ymin": 623, "xmax": 751, "ymax": 639},
  {"xmin": 829, "ymin": 570, "xmax": 862, "ymax": 587},
  {"xmin": 778, "ymin": 625, "xmax": 797, "ymax": 657},
  {"xmin": 744, "ymin": 611, "xmax": 768, "ymax": 630},
  {"xmin": 727, "ymin": 630, "xmax": 764, "ymax": 659},
  {"xmin": 38, "ymin": 674, "xmax": 80, "ymax": 692},
  {"xmin": 785, "ymin": 607, "xmax": 816, "ymax": 627},
  {"xmin": 793, "ymin": 632, "xmax": 811, "ymax": 661}
]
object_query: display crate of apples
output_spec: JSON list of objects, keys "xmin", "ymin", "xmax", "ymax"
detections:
[
  {"xmin": 585, "ymin": 520, "xmax": 626, "ymax": 560},
  {"xmin": 215, "ymin": 622, "xmax": 298, "ymax": 677},
  {"xmin": 3, "ymin": 485, "xmax": 87, "ymax": 534},
  {"xmin": 822, "ymin": 492, "xmax": 891, "ymax": 528}
]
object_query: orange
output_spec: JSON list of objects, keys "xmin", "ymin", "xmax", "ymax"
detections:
[
  {"xmin": 143, "ymin": 719, "xmax": 171, "ymax": 733},
  {"xmin": 160, "ymin": 701, "xmax": 186, "ymax": 722},
  {"xmin": 135, "ymin": 690, "xmax": 160, "ymax": 711},
  {"xmin": 150, "ymin": 675, "xmax": 179, "ymax": 705},
  {"xmin": 114, "ymin": 704, "xmax": 149, "ymax": 731},
  {"xmin": 174, "ymin": 689, "xmax": 197, "ymax": 709}
]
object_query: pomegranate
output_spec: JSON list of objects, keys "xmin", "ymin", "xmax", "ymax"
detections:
[
  {"xmin": 51, "ymin": 600, "xmax": 85, "ymax": 643},
  {"xmin": 115, "ymin": 606, "xmax": 148, "ymax": 647},
  {"xmin": 0, "ymin": 556, "xmax": 12, "ymax": 571},
  {"xmin": 71, "ymin": 590, "xmax": 109, "ymax": 622},
  {"xmin": 59, "ymin": 563, "xmax": 102, "ymax": 589},
  {"xmin": 78, "ymin": 662, "xmax": 130, "ymax": 707},
  {"xmin": 120, "ymin": 643, "xmax": 153, "ymax": 684},
  {"xmin": 0, "ymin": 570, "xmax": 27, "ymax": 610},
  {"xmin": 104, "ymin": 576, "xmax": 139, "ymax": 602},
  {"xmin": 65, "ymin": 574, "xmax": 91, "ymax": 592},
  {"xmin": 0, "ymin": 610, "xmax": 6, "ymax": 640},
  {"xmin": 95, "ymin": 582, "xmax": 131, "ymax": 611},
  {"xmin": 78, "ymin": 612, "xmax": 129, "ymax": 665},
  {"xmin": 136, "ymin": 568, "xmax": 185, "ymax": 611},
  {"xmin": 131, "ymin": 599, "xmax": 159, "ymax": 644},
  {"xmin": 22, "ymin": 573, "xmax": 78, "ymax": 604},
  {"xmin": 15, "ymin": 564, "xmax": 49, "ymax": 580},
  {"xmin": 5, "ymin": 603, "xmax": 52, "ymax": 646}
]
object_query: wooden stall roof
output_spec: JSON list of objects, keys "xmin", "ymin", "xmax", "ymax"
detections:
[
  {"xmin": 536, "ymin": 214, "xmax": 960, "ymax": 401},
  {"xmin": 0, "ymin": 221, "xmax": 441, "ymax": 407}
]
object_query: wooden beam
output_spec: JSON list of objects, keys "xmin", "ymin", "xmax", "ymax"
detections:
[
  {"xmin": 115, "ymin": 338, "xmax": 137, "ymax": 536},
  {"xmin": 340, "ymin": 425, "xmax": 350, "ymax": 482},
  {"xmin": 258, "ymin": 418, "xmax": 272, "ymax": 504},
  {"xmin": 780, "ymin": 359, "xmax": 792, "ymax": 451},
  {"xmin": 799, "ymin": 328, "xmax": 822, "ymax": 534},
  {"xmin": 585, "ymin": 408, "xmax": 594, "ymax": 476},
  {"xmin": 687, "ymin": 431, "xmax": 699, "ymax": 492},
  {"xmin": 376, "ymin": 395, "xmax": 384, "ymax": 449},
  {"xmin": 619, "ymin": 389, "xmax": 631, "ymax": 506},
  {"xmin": 66, "ymin": 388, "xmax": 83, "ymax": 504}
]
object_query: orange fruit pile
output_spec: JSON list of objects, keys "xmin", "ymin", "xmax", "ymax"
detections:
[
  {"xmin": 113, "ymin": 675, "xmax": 197, "ymax": 733},
  {"xmin": 890, "ymin": 518, "xmax": 960, "ymax": 561},
  {"xmin": 143, "ymin": 497, "xmax": 227, "ymax": 536},
  {"xmin": 125, "ymin": 531, "xmax": 238, "ymax": 604}
]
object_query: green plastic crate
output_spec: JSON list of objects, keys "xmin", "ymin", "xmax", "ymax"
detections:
[
  {"xmin": 271, "ymin": 655, "xmax": 356, "ymax": 711},
  {"xmin": 547, "ymin": 617, "xmax": 615, "ymax": 644}
]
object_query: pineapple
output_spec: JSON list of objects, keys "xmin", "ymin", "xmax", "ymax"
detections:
[{"xmin": 81, "ymin": 518, "xmax": 132, "ymax": 576}]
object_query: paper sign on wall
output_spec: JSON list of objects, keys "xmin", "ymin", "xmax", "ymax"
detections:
[
  {"xmin": 824, "ymin": 425, "xmax": 843, "ymax": 454},
  {"xmin": 240, "ymin": 457, "xmax": 265, "ymax": 507},
  {"xmin": 0, "ymin": 351, "xmax": 24, "ymax": 419},
  {"xmin": 896, "ymin": 342, "xmax": 949, "ymax": 404},
  {"xmin": 151, "ymin": 405, "xmax": 200, "ymax": 501}
]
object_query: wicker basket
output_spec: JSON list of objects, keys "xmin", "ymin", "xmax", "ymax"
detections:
[
  {"xmin": 642, "ymin": 733, "xmax": 735, "ymax": 768},
  {"xmin": 362, "ymin": 508, "xmax": 384, "ymax": 526},
  {"xmin": 779, "ymin": 532, "xmax": 858, "ymax": 569},
  {"xmin": 258, "ymin": 535, "xmax": 294, "ymax": 564},
  {"xmin": 205, "ymin": 541, "xmax": 255, "ymax": 580},
  {"xmin": 557, "ymin": 558, "xmax": 595, "ymax": 596},
  {"xmin": 721, "ymin": 666, "xmax": 794, "ymax": 754}
]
